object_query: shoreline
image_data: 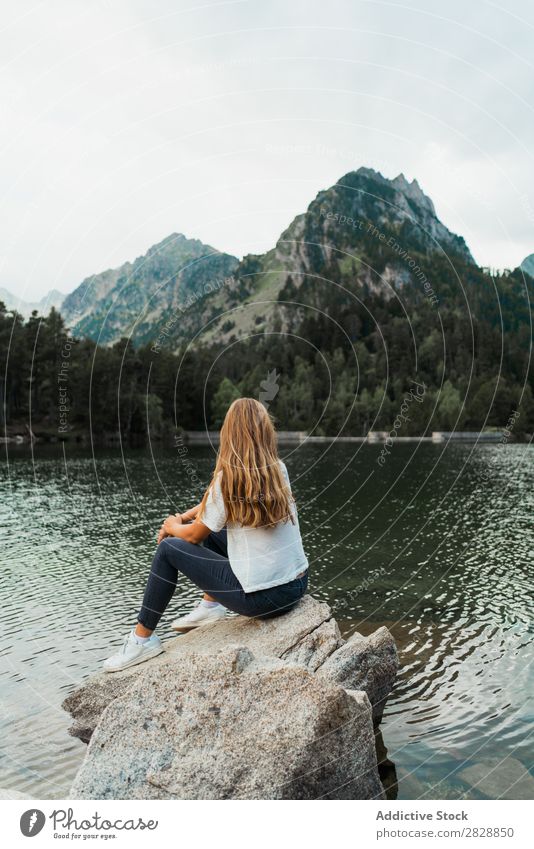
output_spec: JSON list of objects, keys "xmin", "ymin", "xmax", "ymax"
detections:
[
  {"xmin": 2, "ymin": 429, "xmax": 530, "ymax": 448},
  {"xmin": 184, "ymin": 429, "xmax": 525, "ymax": 445}
]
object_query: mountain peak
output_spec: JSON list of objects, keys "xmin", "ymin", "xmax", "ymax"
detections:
[
  {"xmin": 61, "ymin": 233, "xmax": 239, "ymax": 344},
  {"xmin": 354, "ymin": 166, "xmax": 381, "ymax": 180},
  {"xmin": 0, "ymin": 286, "xmax": 65, "ymax": 318},
  {"xmin": 58, "ymin": 167, "xmax": 475, "ymax": 347},
  {"xmin": 393, "ymin": 173, "xmax": 435, "ymax": 216},
  {"xmin": 314, "ymin": 166, "xmax": 472, "ymax": 262},
  {"xmin": 340, "ymin": 167, "xmax": 436, "ymax": 218},
  {"xmin": 145, "ymin": 232, "xmax": 215, "ymax": 257}
]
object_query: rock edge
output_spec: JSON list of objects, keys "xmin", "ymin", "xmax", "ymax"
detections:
[{"xmin": 64, "ymin": 595, "xmax": 399, "ymax": 800}]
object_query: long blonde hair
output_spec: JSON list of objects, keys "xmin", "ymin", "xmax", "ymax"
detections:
[{"xmin": 199, "ymin": 397, "xmax": 294, "ymax": 528}]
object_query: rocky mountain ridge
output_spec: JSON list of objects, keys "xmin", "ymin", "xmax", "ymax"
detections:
[
  {"xmin": 60, "ymin": 232, "xmax": 239, "ymax": 346},
  {"xmin": 0, "ymin": 287, "xmax": 65, "ymax": 319},
  {"xmin": 54, "ymin": 167, "xmax": 478, "ymax": 348}
]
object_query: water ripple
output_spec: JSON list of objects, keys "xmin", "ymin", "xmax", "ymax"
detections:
[{"xmin": 1, "ymin": 442, "xmax": 533, "ymax": 799}]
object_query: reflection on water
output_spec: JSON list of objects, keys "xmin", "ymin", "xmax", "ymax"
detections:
[{"xmin": 1, "ymin": 441, "xmax": 533, "ymax": 799}]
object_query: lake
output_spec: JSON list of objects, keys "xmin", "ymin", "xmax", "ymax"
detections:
[{"xmin": 1, "ymin": 441, "xmax": 533, "ymax": 799}]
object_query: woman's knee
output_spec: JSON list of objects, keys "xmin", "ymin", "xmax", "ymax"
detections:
[
  {"xmin": 153, "ymin": 536, "xmax": 188, "ymax": 571},
  {"xmin": 160, "ymin": 537, "xmax": 189, "ymax": 555},
  {"xmin": 158, "ymin": 536, "xmax": 196, "ymax": 573}
]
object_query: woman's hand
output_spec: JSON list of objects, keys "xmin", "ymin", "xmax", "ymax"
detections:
[
  {"xmin": 164, "ymin": 514, "xmax": 183, "ymax": 535},
  {"xmin": 157, "ymin": 513, "xmax": 182, "ymax": 544}
]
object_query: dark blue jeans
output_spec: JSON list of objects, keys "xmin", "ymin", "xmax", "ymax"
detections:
[{"xmin": 137, "ymin": 529, "xmax": 308, "ymax": 631}]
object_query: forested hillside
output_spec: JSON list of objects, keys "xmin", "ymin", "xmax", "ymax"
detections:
[{"xmin": 1, "ymin": 168, "xmax": 533, "ymax": 442}]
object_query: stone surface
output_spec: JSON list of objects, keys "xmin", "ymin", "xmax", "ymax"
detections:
[
  {"xmin": 63, "ymin": 595, "xmax": 337, "ymax": 742},
  {"xmin": 316, "ymin": 625, "xmax": 399, "ymax": 721},
  {"xmin": 280, "ymin": 616, "xmax": 342, "ymax": 671},
  {"xmin": 70, "ymin": 645, "xmax": 384, "ymax": 800},
  {"xmin": 64, "ymin": 595, "xmax": 399, "ymax": 800}
]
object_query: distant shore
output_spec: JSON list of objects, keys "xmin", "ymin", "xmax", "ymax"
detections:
[
  {"xmin": 184, "ymin": 429, "xmax": 526, "ymax": 445},
  {"xmin": 3, "ymin": 424, "xmax": 529, "ymax": 447}
]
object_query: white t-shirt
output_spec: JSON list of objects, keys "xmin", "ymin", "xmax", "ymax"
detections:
[{"xmin": 200, "ymin": 461, "xmax": 309, "ymax": 593}]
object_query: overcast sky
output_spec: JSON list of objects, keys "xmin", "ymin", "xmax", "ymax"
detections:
[{"xmin": 1, "ymin": 0, "xmax": 533, "ymax": 300}]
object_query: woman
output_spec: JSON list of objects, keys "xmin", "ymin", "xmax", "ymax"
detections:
[{"xmin": 104, "ymin": 398, "xmax": 309, "ymax": 672}]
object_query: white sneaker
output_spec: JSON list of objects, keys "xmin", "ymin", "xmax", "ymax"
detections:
[
  {"xmin": 171, "ymin": 602, "xmax": 227, "ymax": 632},
  {"xmin": 103, "ymin": 632, "xmax": 163, "ymax": 673}
]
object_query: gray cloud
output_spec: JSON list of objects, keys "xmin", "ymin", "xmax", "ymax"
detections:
[{"xmin": 0, "ymin": 0, "xmax": 532, "ymax": 299}]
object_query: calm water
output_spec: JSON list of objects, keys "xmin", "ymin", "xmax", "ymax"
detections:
[{"xmin": 1, "ymin": 441, "xmax": 533, "ymax": 800}]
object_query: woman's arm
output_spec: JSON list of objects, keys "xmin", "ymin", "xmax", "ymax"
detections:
[
  {"xmin": 157, "ymin": 501, "xmax": 203, "ymax": 544},
  {"xmin": 160, "ymin": 515, "xmax": 211, "ymax": 545},
  {"xmin": 179, "ymin": 502, "xmax": 202, "ymax": 523}
]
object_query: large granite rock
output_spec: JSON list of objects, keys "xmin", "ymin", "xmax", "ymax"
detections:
[
  {"xmin": 63, "ymin": 596, "xmax": 339, "ymax": 743},
  {"xmin": 64, "ymin": 595, "xmax": 398, "ymax": 800},
  {"xmin": 70, "ymin": 645, "xmax": 384, "ymax": 800},
  {"xmin": 316, "ymin": 626, "xmax": 399, "ymax": 722}
]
